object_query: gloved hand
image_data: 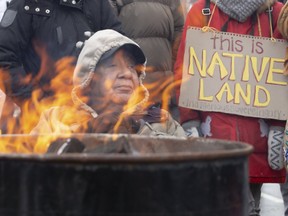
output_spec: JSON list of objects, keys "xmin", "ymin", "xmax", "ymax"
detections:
[
  {"xmin": 85, "ymin": 111, "xmax": 120, "ymax": 133},
  {"xmin": 268, "ymin": 126, "xmax": 285, "ymax": 170},
  {"xmin": 79, "ymin": 110, "xmax": 141, "ymax": 134},
  {"xmin": 182, "ymin": 120, "xmax": 202, "ymax": 137}
]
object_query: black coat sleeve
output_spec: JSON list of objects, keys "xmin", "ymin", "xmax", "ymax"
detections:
[
  {"xmin": 99, "ymin": 0, "xmax": 123, "ymax": 34},
  {"xmin": 0, "ymin": 0, "xmax": 33, "ymax": 102}
]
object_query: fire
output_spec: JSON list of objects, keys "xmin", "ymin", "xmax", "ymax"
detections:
[
  {"xmin": 0, "ymin": 59, "xmax": 178, "ymax": 153},
  {"xmin": 114, "ymin": 66, "xmax": 179, "ymax": 133},
  {"xmin": 0, "ymin": 55, "xmax": 79, "ymax": 153},
  {"xmin": 142, "ymin": 65, "xmax": 181, "ymax": 113}
]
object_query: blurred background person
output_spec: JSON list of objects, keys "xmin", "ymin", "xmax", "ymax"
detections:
[
  {"xmin": 0, "ymin": 0, "xmax": 122, "ymax": 134},
  {"xmin": 109, "ymin": 0, "xmax": 184, "ymax": 121}
]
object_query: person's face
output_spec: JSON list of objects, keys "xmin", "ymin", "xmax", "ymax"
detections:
[{"xmin": 89, "ymin": 49, "xmax": 140, "ymax": 111}]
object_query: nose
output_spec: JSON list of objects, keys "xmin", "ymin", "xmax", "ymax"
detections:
[{"xmin": 118, "ymin": 64, "xmax": 134, "ymax": 79}]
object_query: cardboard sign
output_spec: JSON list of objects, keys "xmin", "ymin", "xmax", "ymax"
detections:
[{"xmin": 179, "ymin": 27, "xmax": 288, "ymax": 120}]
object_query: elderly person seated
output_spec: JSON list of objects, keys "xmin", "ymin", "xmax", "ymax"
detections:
[{"xmin": 31, "ymin": 30, "xmax": 185, "ymax": 151}]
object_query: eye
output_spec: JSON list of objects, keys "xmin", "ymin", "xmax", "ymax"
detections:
[
  {"xmin": 128, "ymin": 64, "xmax": 135, "ymax": 69},
  {"xmin": 107, "ymin": 63, "xmax": 117, "ymax": 68}
]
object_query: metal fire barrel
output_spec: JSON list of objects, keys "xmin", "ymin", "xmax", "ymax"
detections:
[{"xmin": 0, "ymin": 134, "xmax": 253, "ymax": 216}]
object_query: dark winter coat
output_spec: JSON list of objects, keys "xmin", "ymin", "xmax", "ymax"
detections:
[{"xmin": 0, "ymin": 0, "xmax": 121, "ymax": 105}]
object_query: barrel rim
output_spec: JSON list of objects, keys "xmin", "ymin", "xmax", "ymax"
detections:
[{"xmin": 0, "ymin": 133, "xmax": 253, "ymax": 163}]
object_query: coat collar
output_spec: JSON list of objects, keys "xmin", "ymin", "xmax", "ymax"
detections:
[{"xmin": 59, "ymin": 0, "xmax": 83, "ymax": 10}]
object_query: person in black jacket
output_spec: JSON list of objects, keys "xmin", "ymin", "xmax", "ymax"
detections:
[{"xmin": 0, "ymin": 0, "xmax": 122, "ymax": 133}]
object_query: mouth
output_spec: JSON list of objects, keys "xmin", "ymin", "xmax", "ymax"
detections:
[{"xmin": 114, "ymin": 85, "xmax": 133, "ymax": 93}]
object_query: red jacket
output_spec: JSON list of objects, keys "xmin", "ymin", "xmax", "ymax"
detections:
[{"xmin": 174, "ymin": 0, "xmax": 286, "ymax": 183}]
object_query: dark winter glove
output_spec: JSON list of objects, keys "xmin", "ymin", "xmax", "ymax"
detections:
[
  {"xmin": 78, "ymin": 110, "xmax": 141, "ymax": 134},
  {"xmin": 85, "ymin": 111, "xmax": 121, "ymax": 134},
  {"xmin": 78, "ymin": 105, "xmax": 165, "ymax": 134}
]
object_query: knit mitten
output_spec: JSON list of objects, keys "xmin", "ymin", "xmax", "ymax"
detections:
[{"xmin": 268, "ymin": 126, "xmax": 285, "ymax": 170}]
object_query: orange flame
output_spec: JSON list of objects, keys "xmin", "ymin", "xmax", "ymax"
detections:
[
  {"xmin": 0, "ymin": 53, "xmax": 78, "ymax": 153},
  {"xmin": 0, "ymin": 51, "xmax": 179, "ymax": 153}
]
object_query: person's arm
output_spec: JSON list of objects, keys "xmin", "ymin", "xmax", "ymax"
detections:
[
  {"xmin": 0, "ymin": 0, "xmax": 33, "ymax": 104},
  {"xmin": 171, "ymin": 0, "xmax": 185, "ymax": 66}
]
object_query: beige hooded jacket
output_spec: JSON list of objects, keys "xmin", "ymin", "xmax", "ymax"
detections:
[{"xmin": 30, "ymin": 30, "xmax": 185, "ymax": 144}]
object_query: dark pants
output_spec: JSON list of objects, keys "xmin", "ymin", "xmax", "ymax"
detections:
[
  {"xmin": 249, "ymin": 183, "xmax": 262, "ymax": 216},
  {"xmin": 281, "ymin": 175, "xmax": 288, "ymax": 216}
]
